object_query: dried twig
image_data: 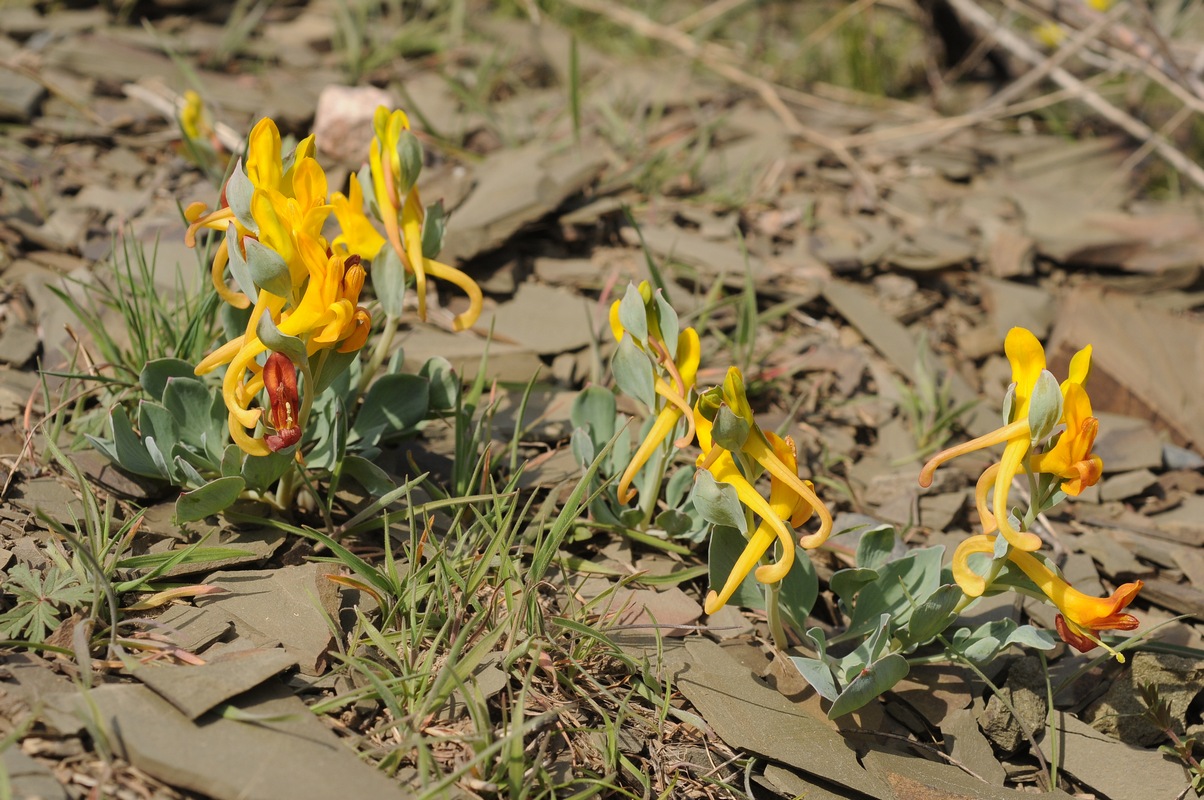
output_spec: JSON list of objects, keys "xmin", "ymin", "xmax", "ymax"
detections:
[
  {"xmin": 946, "ymin": 0, "xmax": 1204, "ymax": 191},
  {"xmin": 558, "ymin": 0, "xmax": 879, "ymax": 201},
  {"xmin": 671, "ymin": 0, "xmax": 754, "ymax": 33}
]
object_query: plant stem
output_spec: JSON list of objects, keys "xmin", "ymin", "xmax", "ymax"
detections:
[
  {"xmin": 358, "ymin": 313, "xmax": 400, "ymax": 393},
  {"xmin": 942, "ymin": 635, "xmax": 1052, "ymax": 789},
  {"xmin": 1039, "ymin": 651, "xmax": 1059, "ymax": 790},
  {"xmin": 766, "ymin": 575, "xmax": 787, "ymax": 651}
]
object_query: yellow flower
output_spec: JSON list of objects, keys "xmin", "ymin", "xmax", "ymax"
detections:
[
  {"xmin": 920, "ymin": 328, "xmax": 1094, "ymax": 552},
  {"xmin": 702, "ymin": 426, "xmax": 815, "ymax": 615},
  {"xmin": 954, "ymin": 535, "xmax": 1142, "ymax": 660},
  {"xmin": 250, "ymin": 157, "xmax": 333, "ymax": 286},
  {"xmin": 704, "ymin": 368, "xmax": 833, "ymax": 549},
  {"xmin": 196, "ymin": 233, "xmax": 371, "ymax": 455},
  {"xmin": 185, "ymin": 117, "xmax": 322, "ymax": 308},
  {"xmin": 179, "ymin": 90, "xmax": 209, "ymax": 143},
  {"xmin": 616, "ymin": 327, "xmax": 701, "ymax": 504},
  {"xmin": 364, "ymin": 107, "xmax": 481, "ymax": 330},
  {"xmin": 1029, "ymin": 382, "xmax": 1102, "ymax": 496},
  {"xmin": 331, "ymin": 172, "xmax": 386, "ymax": 260},
  {"xmin": 1034, "ymin": 21, "xmax": 1066, "ymax": 48}
]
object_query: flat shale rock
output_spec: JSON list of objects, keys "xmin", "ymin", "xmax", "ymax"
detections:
[
  {"xmin": 194, "ymin": 563, "xmax": 341, "ymax": 676},
  {"xmin": 130, "ymin": 646, "xmax": 299, "ymax": 719},
  {"xmin": 1083, "ymin": 651, "xmax": 1204, "ymax": 747},
  {"xmin": 79, "ymin": 682, "xmax": 405, "ymax": 800},
  {"xmin": 862, "ymin": 749, "xmax": 1075, "ymax": 800},
  {"xmin": 2, "ymin": 747, "xmax": 67, "ymax": 800},
  {"xmin": 0, "ymin": 70, "xmax": 45, "ymax": 123},
  {"xmin": 1055, "ymin": 711, "xmax": 1190, "ymax": 800},
  {"xmin": 440, "ymin": 140, "xmax": 607, "ymax": 263},
  {"xmin": 977, "ymin": 656, "xmax": 1046, "ymax": 755},
  {"xmin": 672, "ymin": 638, "xmax": 893, "ymax": 798},
  {"xmin": 482, "ymin": 282, "xmax": 597, "ymax": 355}
]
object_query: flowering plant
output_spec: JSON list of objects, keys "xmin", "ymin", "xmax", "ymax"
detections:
[
  {"xmin": 600, "ymin": 296, "xmax": 1144, "ymax": 716},
  {"xmin": 89, "ymin": 108, "xmax": 477, "ymax": 520}
]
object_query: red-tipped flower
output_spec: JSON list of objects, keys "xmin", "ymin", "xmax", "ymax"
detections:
[{"xmin": 263, "ymin": 351, "xmax": 301, "ymax": 451}]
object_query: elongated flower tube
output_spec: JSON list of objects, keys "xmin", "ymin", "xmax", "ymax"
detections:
[
  {"xmin": 920, "ymin": 328, "xmax": 1094, "ymax": 552},
  {"xmin": 708, "ymin": 368, "xmax": 833, "ymax": 548},
  {"xmin": 702, "ymin": 424, "xmax": 816, "ymax": 615},
  {"xmin": 953, "ymin": 535, "xmax": 1142, "ymax": 661}
]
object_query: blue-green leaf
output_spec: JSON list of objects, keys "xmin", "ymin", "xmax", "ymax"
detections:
[
  {"xmin": 139, "ymin": 358, "xmax": 195, "ymax": 401},
  {"xmin": 692, "ymin": 471, "xmax": 747, "ymax": 533},
  {"xmin": 791, "ymin": 656, "xmax": 839, "ymax": 702},
  {"xmin": 611, "ymin": 335, "xmax": 655, "ymax": 411},
  {"xmin": 225, "ymin": 222, "xmax": 258, "ymax": 303},
  {"xmin": 243, "ymin": 237, "xmax": 292, "ymax": 299},
  {"xmin": 827, "ymin": 653, "xmax": 909, "ymax": 718},
  {"xmin": 351, "ymin": 373, "xmax": 428, "ymax": 446},
  {"xmin": 706, "ymin": 525, "xmax": 761, "ymax": 609},
  {"xmin": 176, "ymin": 476, "xmax": 245, "ymax": 522},
  {"xmin": 372, "ymin": 245, "xmax": 407, "ymax": 318},
  {"xmin": 855, "ymin": 524, "xmax": 896, "ymax": 570}
]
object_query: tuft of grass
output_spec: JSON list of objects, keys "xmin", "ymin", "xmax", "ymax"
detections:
[
  {"xmin": 896, "ymin": 334, "xmax": 978, "ymax": 463},
  {"xmin": 49, "ymin": 230, "xmax": 219, "ymax": 388},
  {"xmin": 284, "ymin": 430, "xmax": 695, "ymax": 795}
]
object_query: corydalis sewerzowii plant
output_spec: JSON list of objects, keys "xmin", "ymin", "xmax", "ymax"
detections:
[
  {"xmin": 922, "ymin": 326, "xmax": 1142, "ymax": 661},
  {"xmin": 88, "ymin": 106, "xmax": 476, "ymax": 520},
  {"xmin": 186, "ymin": 117, "xmax": 372, "ymax": 458},
  {"xmin": 606, "ymin": 281, "xmax": 833, "ymax": 649},
  {"xmin": 783, "ymin": 327, "xmax": 1136, "ymax": 719}
]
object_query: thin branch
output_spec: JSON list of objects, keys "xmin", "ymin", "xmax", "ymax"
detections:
[{"xmin": 946, "ymin": 0, "xmax": 1204, "ymax": 191}]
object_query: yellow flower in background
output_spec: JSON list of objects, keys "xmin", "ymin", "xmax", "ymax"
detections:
[
  {"xmin": 1034, "ymin": 21, "xmax": 1066, "ymax": 48},
  {"xmin": 953, "ymin": 535, "xmax": 1142, "ymax": 660},
  {"xmin": 179, "ymin": 90, "xmax": 209, "ymax": 143},
  {"xmin": 920, "ymin": 328, "xmax": 1095, "ymax": 552}
]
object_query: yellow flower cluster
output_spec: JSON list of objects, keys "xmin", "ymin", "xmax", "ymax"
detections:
[
  {"xmin": 184, "ymin": 108, "xmax": 482, "ymax": 457},
  {"xmin": 186, "ymin": 118, "xmax": 371, "ymax": 457},
  {"xmin": 921, "ymin": 328, "xmax": 1141, "ymax": 658},
  {"xmin": 609, "ymin": 286, "xmax": 832, "ymax": 617},
  {"xmin": 693, "ymin": 368, "xmax": 832, "ymax": 615}
]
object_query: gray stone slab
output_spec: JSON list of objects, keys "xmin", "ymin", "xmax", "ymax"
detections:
[{"xmin": 80, "ymin": 683, "xmax": 405, "ymax": 800}]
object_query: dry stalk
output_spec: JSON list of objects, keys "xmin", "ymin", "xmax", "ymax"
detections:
[
  {"xmin": 946, "ymin": 0, "xmax": 1204, "ymax": 191},
  {"xmin": 671, "ymin": 0, "xmax": 755, "ymax": 33},
  {"xmin": 558, "ymin": 0, "xmax": 879, "ymax": 201},
  {"xmin": 839, "ymin": 6, "xmax": 1124, "ymax": 151}
]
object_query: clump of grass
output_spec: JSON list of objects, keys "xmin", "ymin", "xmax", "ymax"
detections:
[
  {"xmin": 49, "ymin": 230, "xmax": 219, "ymax": 388},
  {"xmin": 283, "ymin": 434, "xmax": 703, "ymax": 795}
]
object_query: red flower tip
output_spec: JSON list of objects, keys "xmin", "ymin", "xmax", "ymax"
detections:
[{"xmin": 263, "ymin": 351, "xmax": 301, "ymax": 451}]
